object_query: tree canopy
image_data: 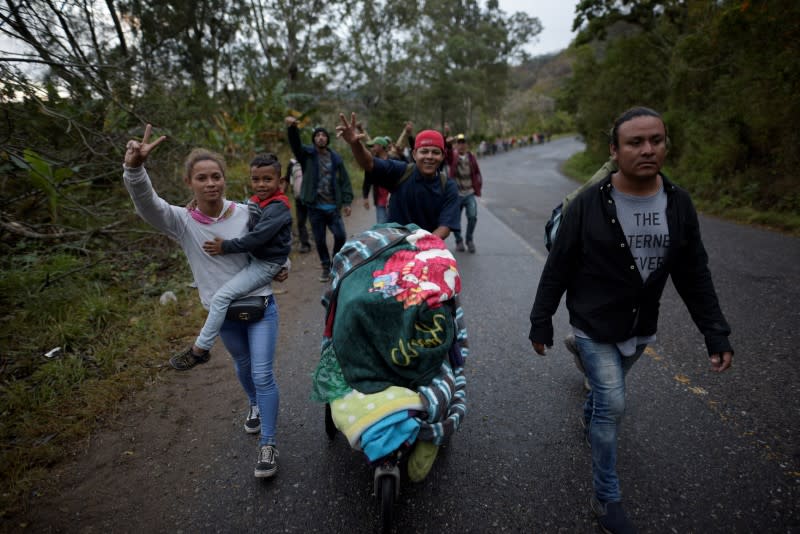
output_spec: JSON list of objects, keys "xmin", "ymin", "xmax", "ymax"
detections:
[{"xmin": 562, "ymin": 0, "xmax": 800, "ymax": 214}]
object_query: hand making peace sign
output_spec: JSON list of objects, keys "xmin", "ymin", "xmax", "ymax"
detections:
[
  {"xmin": 124, "ymin": 124, "xmax": 167, "ymax": 168},
  {"xmin": 335, "ymin": 112, "xmax": 367, "ymax": 146}
]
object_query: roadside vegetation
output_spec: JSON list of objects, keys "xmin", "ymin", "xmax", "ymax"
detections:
[
  {"xmin": 561, "ymin": 150, "xmax": 800, "ymax": 236},
  {"xmin": 1, "ymin": 0, "xmax": 796, "ymax": 521},
  {"xmin": 559, "ymin": 0, "xmax": 799, "ymax": 234}
]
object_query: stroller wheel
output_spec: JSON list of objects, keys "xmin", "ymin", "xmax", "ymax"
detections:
[
  {"xmin": 378, "ymin": 474, "xmax": 395, "ymax": 533},
  {"xmin": 324, "ymin": 403, "xmax": 336, "ymax": 440}
]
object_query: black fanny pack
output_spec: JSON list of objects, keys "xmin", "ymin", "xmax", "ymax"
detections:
[{"xmin": 225, "ymin": 295, "xmax": 272, "ymax": 322}]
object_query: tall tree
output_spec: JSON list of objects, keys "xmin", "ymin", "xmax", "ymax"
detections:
[
  {"xmin": 117, "ymin": 0, "xmax": 248, "ymax": 95},
  {"xmin": 0, "ymin": 0, "xmax": 132, "ymax": 97},
  {"xmin": 340, "ymin": 0, "xmax": 541, "ymax": 134},
  {"xmin": 248, "ymin": 0, "xmax": 340, "ymax": 89},
  {"xmin": 573, "ymin": 0, "xmax": 687, "ymax": 43}
]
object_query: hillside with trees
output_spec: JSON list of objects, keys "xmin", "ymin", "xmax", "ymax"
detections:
[
  {"xmin": 561, "ymin": 0, "xmax": 799, "ymax": 226},
  {"xmin": 0, "ymin": 0, "xmax": 797, "ymax": 519}
]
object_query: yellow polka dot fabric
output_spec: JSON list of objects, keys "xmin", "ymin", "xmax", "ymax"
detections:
[{"xmin": 331, "ymin": 386, "xmax": 424, "ymax": 447}]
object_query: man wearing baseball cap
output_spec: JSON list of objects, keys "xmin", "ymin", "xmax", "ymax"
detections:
[
  {"xmin": 444, "ymin": 131, "xmax": 483, "ymax": 253},
  {"xmin": 285, "ymin": 117, "xmax": 354, "ymax": 282},
  {"xmin": 336, "ymin": 113, "xmax": 460, "ymax": 239}
]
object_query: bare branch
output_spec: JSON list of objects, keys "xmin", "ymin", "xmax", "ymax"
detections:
[
  {"xmin": 0, "ymin": 54, "xmax": 117, "ymax": 68},
  {"xmin": 0, "ymin": 212, "xmax": 125, "ymax": 240},
  {"xmin": 103, "ymin": 0, "xmax": 128, "ymax": 57},
  {"xmin": 37, "ymin": 255, "xmax": 113, "ymax": 292}
]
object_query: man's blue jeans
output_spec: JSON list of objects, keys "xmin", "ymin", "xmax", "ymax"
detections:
[
  {"xmin": 219, "ymin": 297, "xmax": 279, "ymax": 447},
  {"xmin": 575, "ymin": 336, "xmax": 645, "ymax": 503},
  {"xmin": 308, "ymin": 207, "xmax": 346, "ymax": 271},
  {"xmin": 451, "ymin": 193, "xmax": 477, "ymax": 243},
  {"xmin": 375, "ymin": 204, "xmax": 388, "ymax": 225}
]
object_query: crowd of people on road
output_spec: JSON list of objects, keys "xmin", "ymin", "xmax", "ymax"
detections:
[
  {"xmin": 475, "ymin": 132, "xmax": 551, "ymax": 157},
  {"xmin": 122, "ymin": 106, "xmax": 733, "ymax": 534}
]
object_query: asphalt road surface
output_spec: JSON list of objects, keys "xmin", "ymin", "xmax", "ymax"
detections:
[{"xmin": 25, "ymin": 138, "xmax": 799, "ymax": 533}]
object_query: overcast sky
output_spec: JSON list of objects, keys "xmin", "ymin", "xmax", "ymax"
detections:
[
  {"xmin": 0, "ymin": 1, "xmax": 580, "ymax": 66},
  {"xmin": 498, "ymin": 0, "xmax": 579, "ymax": 57}
]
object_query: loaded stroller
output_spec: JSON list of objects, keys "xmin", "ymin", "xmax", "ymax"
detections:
[{"xmin": 311, "ymin": 224, "xmax": 468, "ymax": 532}]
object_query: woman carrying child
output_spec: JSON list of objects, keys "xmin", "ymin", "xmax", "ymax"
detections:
[{"xmin": 122, "ymin": 125, "xmax": 287, "ymax": 478}]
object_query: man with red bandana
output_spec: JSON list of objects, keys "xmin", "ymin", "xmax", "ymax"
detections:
[{"xmin": 336, "ymin": 112, "xmax": 460, "ymax": 240}]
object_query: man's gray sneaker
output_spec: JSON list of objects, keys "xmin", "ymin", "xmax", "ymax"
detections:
[{"xmin": 254, "ymin": 444, "xmax": 278, "ymax": 478}]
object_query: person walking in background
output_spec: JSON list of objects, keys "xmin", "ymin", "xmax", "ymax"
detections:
[
  {"xmin": 528, "ymin": 107, "xmax": 733, "ymax": 534},
  {"xmin": 286, "ymin": 157, "xmax": 312, "ymax": 253},
  {"xmin": 362, "ymin": 136, "xmax": 392, "ymax": 224},
  {"xmin": 478, "ymin": 140, "xmax": 488, "ymax": 158},
  {"xmin": 122, "ymin": 125, "xmax": 288, "ymax": 479},
  {"xmin": 285, "ymin": 117, "xmax": 353, "ymax": 282},
  {"xmin": 444, "ymin": 132, "xmax": 483, "ymax": 253}
]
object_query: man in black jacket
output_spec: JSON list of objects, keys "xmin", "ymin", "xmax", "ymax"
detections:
[{"xmin": 529, "ymin": 107, "xmax": 733, "ymax": 534}]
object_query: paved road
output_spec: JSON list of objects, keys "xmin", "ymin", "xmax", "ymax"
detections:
[
  {"xmin": 27, "ymin": 139, "xmax": 799, "ymax": 533},
  {"xmin": 474, "ymin": 139, "xmax": 800, "ymax": 532},
  {"xmin": 276, "ymin": 138, "xmax": 799, "ymax": 532}
]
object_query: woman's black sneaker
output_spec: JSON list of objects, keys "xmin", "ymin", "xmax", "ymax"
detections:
[
  {"xmin": 244, "ymin": 405, "xmax": 261, "ymax": 434},
  {"xmin": 254, "ymin": 445, "xmax": 278, "ymax": 478},
  {"xmin": 169, "ymin": 347, "xmax": 210, "ymax": 370}
]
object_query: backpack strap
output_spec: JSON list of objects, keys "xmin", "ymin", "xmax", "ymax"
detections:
[{"xmin": 397, "ymin": 163, "xmax": 415, "ymax": 186}]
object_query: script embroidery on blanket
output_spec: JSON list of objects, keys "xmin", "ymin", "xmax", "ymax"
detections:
[{"xmin": 391, "ymin": 313, "xmax": 448, "ymax": 366}]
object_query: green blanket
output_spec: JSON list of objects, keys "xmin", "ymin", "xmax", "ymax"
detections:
[{"xmin": 331, "ymin": 227, "xmax": 459, "ymax": 393}]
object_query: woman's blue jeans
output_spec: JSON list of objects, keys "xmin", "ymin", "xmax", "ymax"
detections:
[
  {"xmin": 219, "ymin": 297, "xmax": 279, "ymax": 447},
  {"xmin": 575, "ymin": 336, "xmax": 645, "ymax": 503}
]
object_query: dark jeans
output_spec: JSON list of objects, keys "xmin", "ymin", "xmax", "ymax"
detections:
[
  {"xmin": 308, "ymin": 207, "xmax": 346, "ymax": 271},
  {"xmin": 295, "ymin": 201, "xmax": 311, "ymax": 247},
  {"xmin": 452, "ymin": 193, "xmax": 478, "ymax": 243}
]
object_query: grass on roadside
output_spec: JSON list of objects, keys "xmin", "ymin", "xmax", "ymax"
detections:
[
  {"xmin": 1, "ymin": 146, "xmax": 365, "ymax": 524},
  {"xmin": 0, "ymin": 239, "xmax": 206, "ymax": 522}
]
